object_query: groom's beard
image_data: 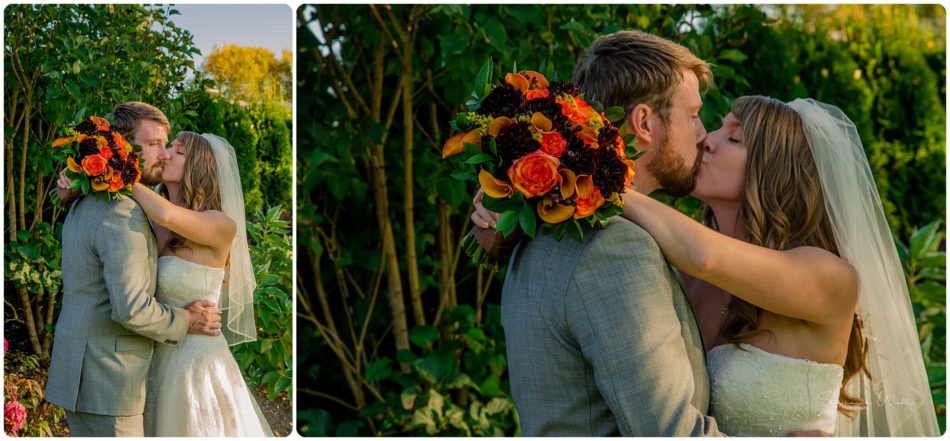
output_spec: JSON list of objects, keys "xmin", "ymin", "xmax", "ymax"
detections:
[
  {"xmin": 140, "ymin": 167, "xmax": 163, "ymax": 186},
  {"xmin": 649, "ymin": 134, "xmax": 703, "ymax": 197}
]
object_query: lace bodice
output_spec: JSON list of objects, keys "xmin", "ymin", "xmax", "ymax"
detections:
[
  {"xmin": 707, "ymin": 344, "xmax": 843, "ymax": 436},
  {"xmin": 156, "ymin": 255, "xmax": 225, "ymax": 307}
]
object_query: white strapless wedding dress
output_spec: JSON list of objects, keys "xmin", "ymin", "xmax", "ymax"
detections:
[
  {"xmin": 144, "ymin": 255, "xmax": 271, "ymax": 437},
  {"xmin": 707, "ymin": 343, "xmax": 844, "ymax": 436}
]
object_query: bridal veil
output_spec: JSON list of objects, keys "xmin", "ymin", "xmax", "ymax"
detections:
[{"xmin": 789, "ymin": 99, "xmax": 939, "ymax": 436}]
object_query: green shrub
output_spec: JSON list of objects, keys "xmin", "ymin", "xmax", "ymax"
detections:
[{"xmin": 231, "ymin": 206, "xmax": 294, "ymax": 401}]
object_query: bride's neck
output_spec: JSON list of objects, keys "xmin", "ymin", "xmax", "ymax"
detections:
[
  {"xmin": 164, "ymin": 182, "xmax": 184, "ymax": 206},
  {"xmin": 707, "ymin": 200, "xmax": 744, "ymax": 240}
]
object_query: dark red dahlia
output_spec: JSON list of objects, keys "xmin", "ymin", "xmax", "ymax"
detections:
[
  {"xmin": 547, "ymin": 81, "xmax": 580, "ymax": 98},
  {"xmin": 523, "ymin": 97, "xmax": 571, "ymax": 132},
  {"xmin": 598, "ymin": 124, "xmax": 621, "ymax": 149},
  {"xmin": 74, "ymin": 120, "xmax": 98, "ymax": 135},
  {"xmin": 593, "ymin": 147, "xmax": 627, "ymax": 196},
  {"xmin": 496, "ymin": 121, "xmax": 541, "ymax": 171},
  {"xmin": 559, "ymin": 134, "xmax": 595, "ymax": 175},
  {"xmin": 78, "ymin": 137, "xmax": 101, "ymax": 157},
  {"xmin": 479, "ymin": 83, "xmax": 525, "ymax": 118}
]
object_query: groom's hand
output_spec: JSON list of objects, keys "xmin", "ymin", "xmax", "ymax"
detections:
[{"xmin": 185, "ymin": 300, "xmax": 222, "ymax": 336}]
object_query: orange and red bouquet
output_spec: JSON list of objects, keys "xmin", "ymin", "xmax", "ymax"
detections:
[
  {"xmin": 443, "ymin": 60, "xmax": 639, "ymax": 266},
  {"xmin": 51, "ymin": 115, "xmax": 142, "ymax": 200}
]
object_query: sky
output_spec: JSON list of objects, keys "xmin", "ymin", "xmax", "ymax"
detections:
[{"xmin": 165, "ymin": 4, "xmax": 293, "ymax": 67}]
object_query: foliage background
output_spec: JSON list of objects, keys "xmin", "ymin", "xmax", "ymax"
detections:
[
  {"xmin": 296, "ymin": 4, "xmax": 946, "ymax": 436},
  {"xmin": 3, "ymin": 4, "xmax": 293, "ymax": 436}
]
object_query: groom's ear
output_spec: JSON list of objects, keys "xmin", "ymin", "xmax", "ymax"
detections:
[{"xmin": 627, "ymin": 103, "xmax": 659, "ymax": 146}]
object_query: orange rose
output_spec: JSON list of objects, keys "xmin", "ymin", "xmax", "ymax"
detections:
[
  {"xmin": 81, "ymin": 154, "xmax": 108, "ymax": 176},
  {"xmin": 540, "ymin": 131, "xmax": 567, "ymax": 157},
  {"xmin": 507, "ymin": 151, "xmax": 561, "ymax": 198},
  {"xmin": 99, "ymin": 146, "xmax": 113, "ymax": 160},
  {"xmin": 575, "ymin": 187, "xmax": 605, "ymax": 219},
  {"xmin": 525, "ymin": 88, "xmax": 550, "ymax": 101}
]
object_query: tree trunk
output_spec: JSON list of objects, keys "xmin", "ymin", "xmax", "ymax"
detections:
[
  {"xmin": 394, "ymin": 11, "xmax": 425, "ymax": 328},
  {"xmin": 366, "ymin": 37, "xmax": 411, "ymax": 365}
]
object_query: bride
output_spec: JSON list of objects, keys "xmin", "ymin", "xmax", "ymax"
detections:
[
  {"xmin": 60, "ymin": 132, "xmax": 271, "ymax": 436},
  {"xmin": 474, "ymin": 96, "xmax": 938, "ymax": 436}
]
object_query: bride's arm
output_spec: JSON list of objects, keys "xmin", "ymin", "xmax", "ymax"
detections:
[
  {"xmin": 131, "ymin": 183, "xmax": 236, "ymax": 249},
  {"xmin": 621, "ymin": 189, "xmax": 858, "ymax": 324}
]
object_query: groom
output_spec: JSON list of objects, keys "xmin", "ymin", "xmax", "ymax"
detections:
[
  {"xmin": 45, "ymin": 102, "xmax": 222, "ymax": 437},
  {"xmin": 475, "ymin": 31, "xmax": 720, "ymax": 436}
]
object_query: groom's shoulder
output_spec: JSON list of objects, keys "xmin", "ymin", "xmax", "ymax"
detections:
[
  {"xmin": 75, "ymin": 195, "xmax": 145, "ymax": 226},
  {"xmin": 586, "ymin": 216, "xmax": 661, "ymax": 253}
]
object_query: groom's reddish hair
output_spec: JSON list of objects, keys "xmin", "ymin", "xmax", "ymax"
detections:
[
  {"xmin": 573, "ymin": 30, "xmax": 712, "ymax": 124},
  {"xmin": 111, "ymin": 101, "xmax": 171, "ymax": 138}
]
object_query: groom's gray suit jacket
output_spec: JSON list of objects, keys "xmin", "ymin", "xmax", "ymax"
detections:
[
  {"xmin": 502, "ymin": 217, "xmax": 723, "ymax": 436},
  {"xmin": 45, "ymin": 195, "xmax": 189, "ymax": 416}
]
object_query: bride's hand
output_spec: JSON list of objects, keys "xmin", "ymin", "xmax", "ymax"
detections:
[
  {"xmin": 471, "ymin": 188, "xmax": 499, "ymax": 229},
  {"xmin": 57, "ymin": 168, "xmax": 72, "ymax": 190}
]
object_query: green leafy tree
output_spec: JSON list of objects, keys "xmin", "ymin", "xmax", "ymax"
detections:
[{"xmin": 4, "ymin": 4, "xmax": 199, "ymax": 358}]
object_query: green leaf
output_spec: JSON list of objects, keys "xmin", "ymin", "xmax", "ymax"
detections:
[
  {"xmin": 496, "ymin": 209, "xmax": 520, "ymax": 237},
  {"xmin": 477, "ymin": 374, "xmax": 504, "ymax": 397},
  {"xmin": 566, "ymin": 219, "xmax": 584, "ymax": 243},
  {"xmin": 604, "ymin": 106, "xmax": 626, "ymax": 123},
  {"xmin": 366, "ymin": 357, "xmax": 393, "ymax": 382},
  {"xmin": 473, "ymin": 58, "xmax": 494, "ymax": 100},
  {"xmin": 718, "ymin": 49, "xmax": 749, "ymax": 63},
  {"xmin": 910, "ymin": 221, "xmax": 942, "ymax": 259},
  {"xmin": 465, "ymin": 153, "xmax": 494, "ymax": 165},
  {"xmin": 519, "ymin": 204, "xmax": 537, "ymax": 237},
  {"xmin": 410, "ymin": 325, "xmax": 440, "ymax": 348},
  {"xmin": 482, "ymin": 193, "xmax": 523, "ymax": 213},
  {"xmin": 482, "ymin": 18, "xmax": 508, "ymax": 48}
]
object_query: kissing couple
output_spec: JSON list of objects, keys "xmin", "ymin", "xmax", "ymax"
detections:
[
  {"xmin": 45, "ymin": 102, "xmax": 271, "ymax": 436},
  {"xmin": 472, "ymin": 30, "xmax": 938, "ymax": 436}
]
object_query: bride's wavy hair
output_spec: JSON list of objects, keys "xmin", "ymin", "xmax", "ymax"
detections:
[
  {"xmin": 707, "ymin": 95, "xmax": 871, "ymax": 417},
  {"xmin": 163, "ymin": 131, "xmax": 222, "ymax": 250}
]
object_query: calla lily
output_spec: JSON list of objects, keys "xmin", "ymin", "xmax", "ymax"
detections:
[
  {"xmin": 97, "ymin": 135, "xmax": 109, "ymax": 149},
  {"xmin": 505, "ymin": 72, "xmax": 530, "ymax": 92},
  {"xmin": 479, "ymin": 169, "xmax": 513, "ymax": 199},
  {"xmin": 442, "ymin": 130, "xmax": 481, "ymax": 158},
  {"xmin": 530, "ymin": 112, "xmax": 552, "ymax": 133},
  {"xmin": 559, "ymin": 168, "xmax": 577, "ymax": 199},
  {"xmin": 488, "ymin": 116, "xmax": 515, "ymax": 137},
  {"xmin": 67, "ymin": 156, "xmax": 81, "ymax": 173},
  {"xmin": 52, "ymin": 137, "xmax": 73, "ymax": 148},
  {"xmin": 624, "ymin": 159, "xmax": 636, "ymax": 187},
  {"xmin": 521, "ymin": 70, "xmax": 550, "ymax": 88},
  {"xmin": 91, "ymin": 177, "xmax": 110, "ymax": 191},
  {"xmin": 537, "ymin": 196, "xmax": 575, "ymax": 223},
  {"xmin": 578, "ymin": 125, "xmax": 599, "ymax": 147},
  {"xmin": 575, "ymin": 174, "xmax": 593, "ymax": 199},
  {"xmin": 90, "ymin": 116, "xmax": 110, "ymax": 131}
]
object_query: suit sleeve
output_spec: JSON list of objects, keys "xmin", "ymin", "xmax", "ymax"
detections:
[
  {"xmin": 96, "ymin": 199, "xmax": 189, "ymax": 345},
  {"xmin": 568, "ymin": 220, "xmax": 725, "ymax": 436}
]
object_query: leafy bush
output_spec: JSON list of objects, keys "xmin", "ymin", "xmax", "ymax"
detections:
[
  {"xmin": 298, "ymin": 305, "xmax": 517, "ymax": 436},
  {"xmin": 3, "ymin": 349, "xmax": 66, "ymax": 437},
  {"xmin": 896, "ymin": 221, "xmax": 947, "ymax": 432},
  {"xmin": 232, "ymin": 206, "xmax": 294, "ymax": 401}
]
